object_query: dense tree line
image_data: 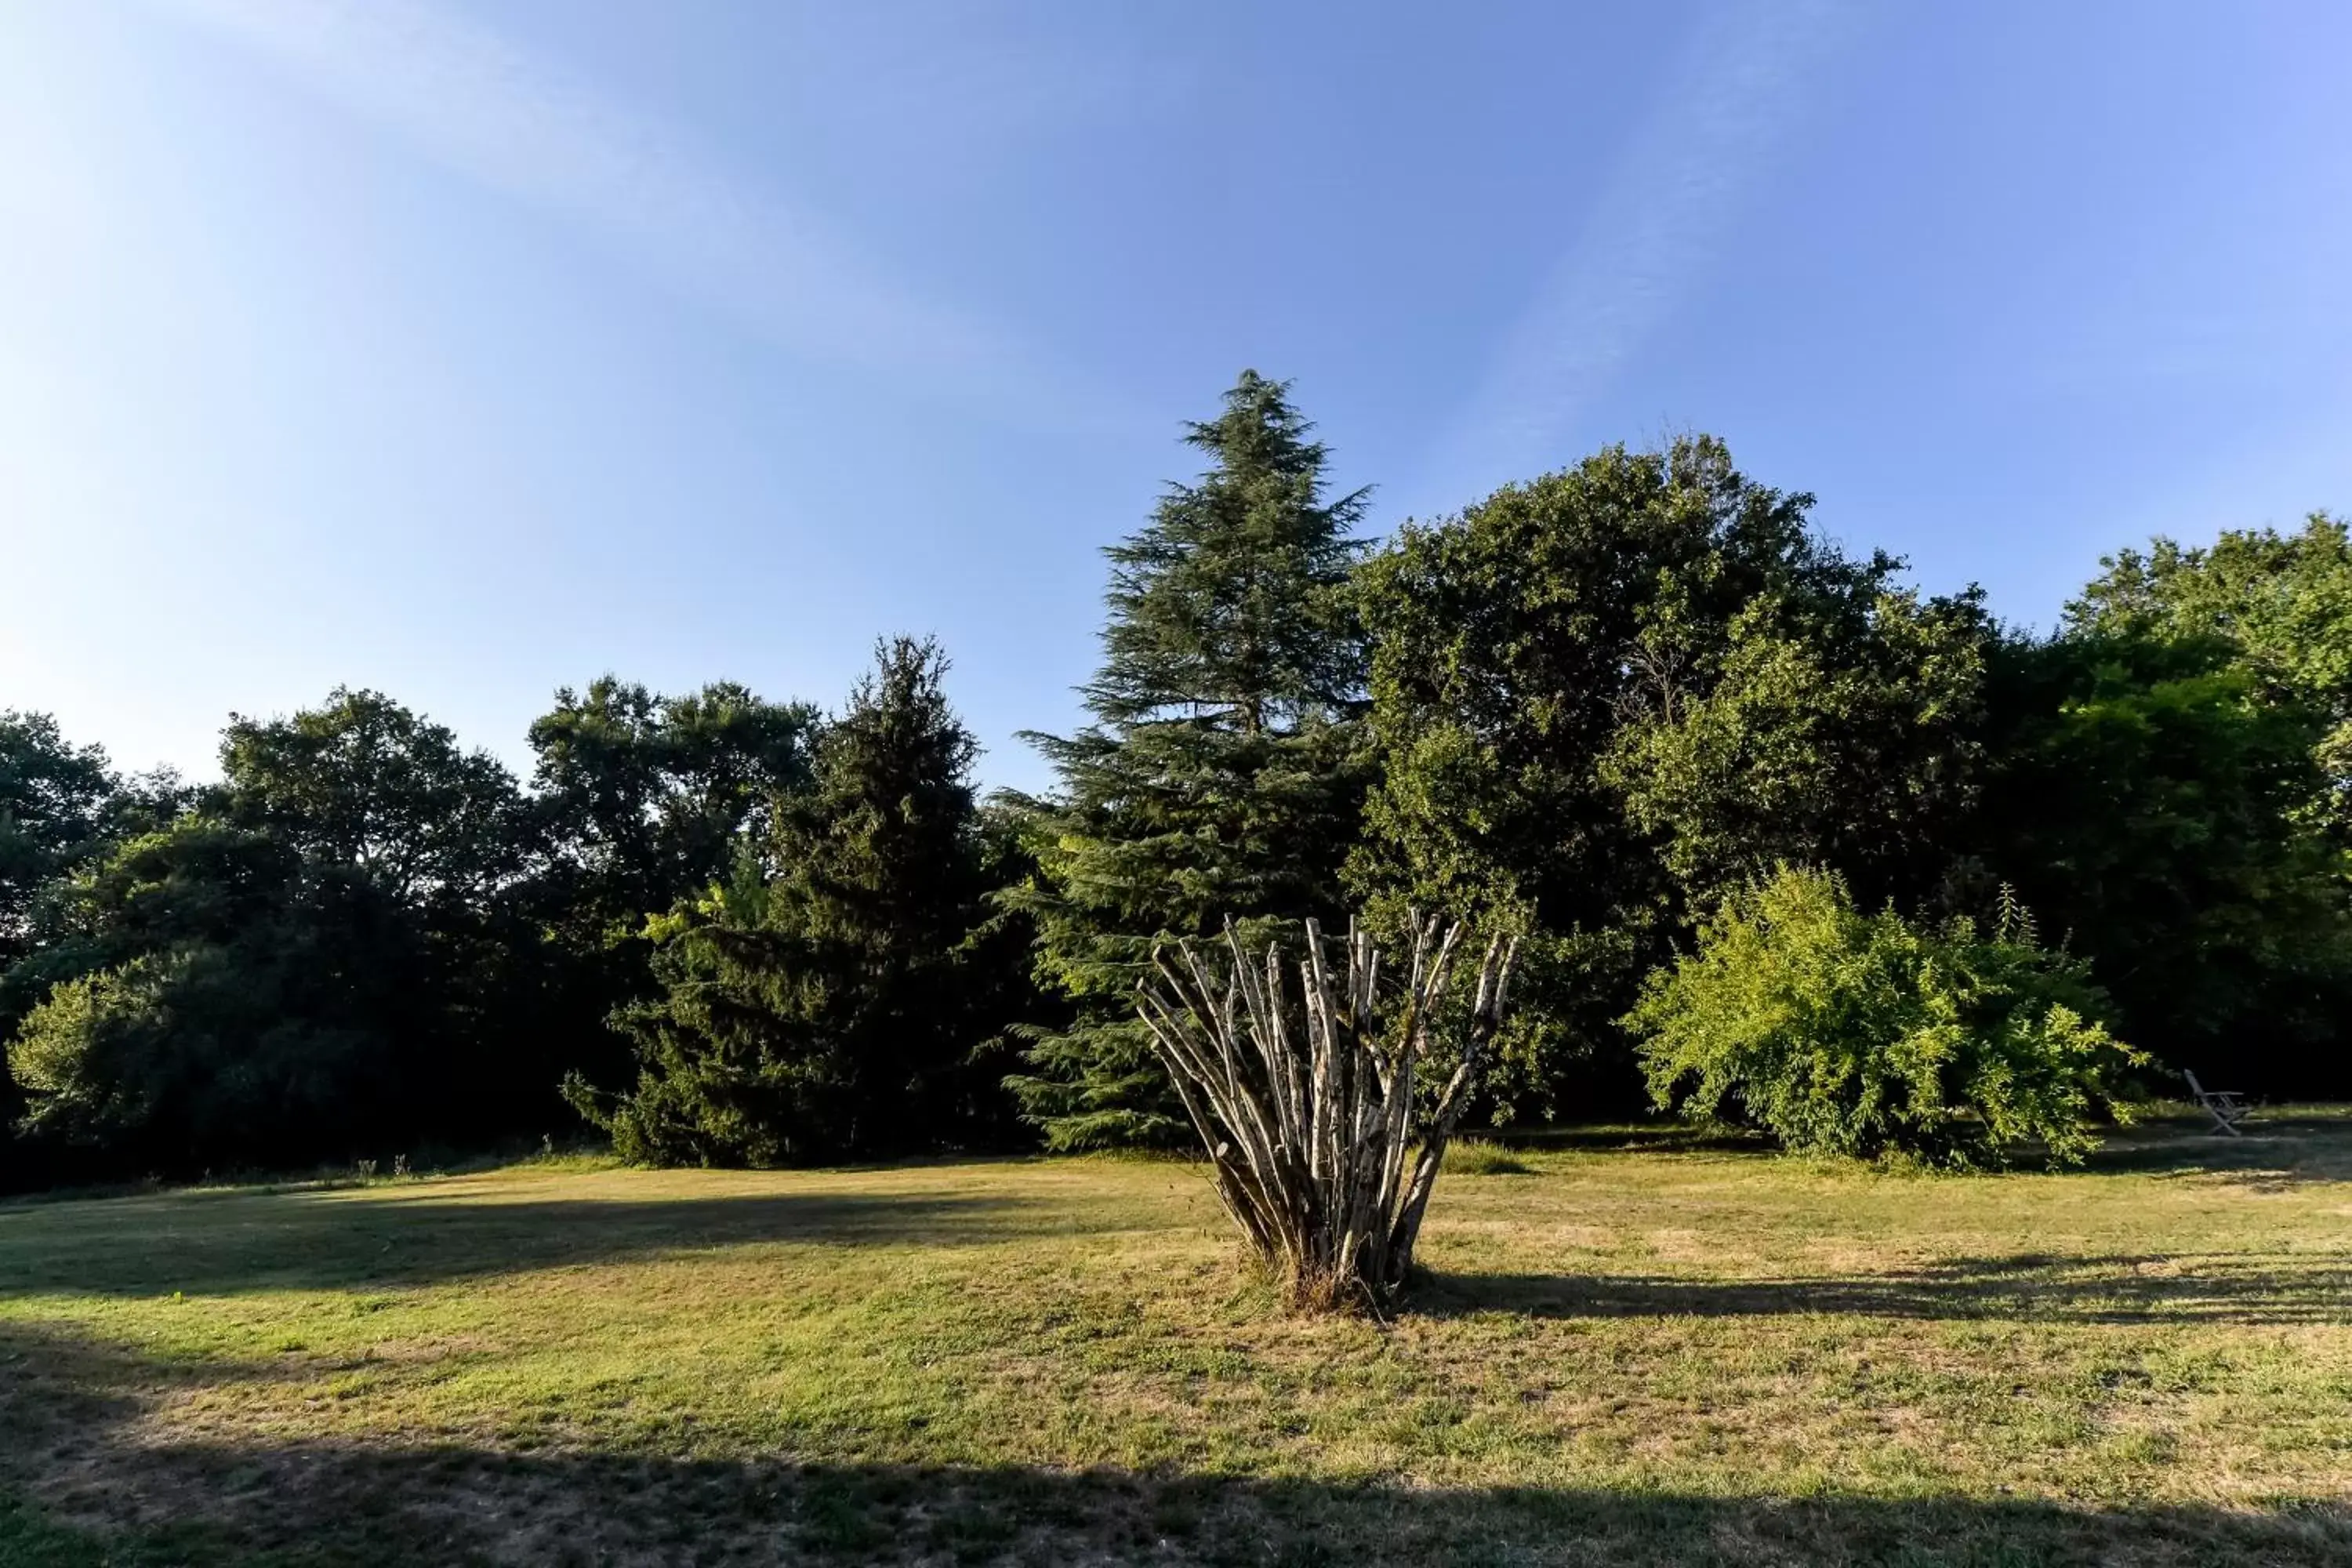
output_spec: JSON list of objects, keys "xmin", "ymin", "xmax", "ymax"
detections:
[{"xmin": 5, "ymin": 372, "xmax": 2347, "ymax": 1185}]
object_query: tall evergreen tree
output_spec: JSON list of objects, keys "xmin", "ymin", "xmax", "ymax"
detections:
[
  {"xmin": 572, "ymin": 637, "xmax": 1011, "ymax": 1165},
  {"xmin": 1004, "ymin": 371, "xmax": 1370, "ymax": 1149}
]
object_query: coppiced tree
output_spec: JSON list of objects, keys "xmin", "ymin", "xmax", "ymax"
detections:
[
  {"xmin": 1139, "ymin": 913, "xmax": 1520, "ymax": 1309},
  {"xmin": 1003, "ymin": 371, "xmax": 1370, "ymax": 1148}
]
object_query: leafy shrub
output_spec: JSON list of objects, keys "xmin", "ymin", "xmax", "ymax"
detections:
[
  {"xmin": 1625, "ymin": 866, "xmax": 2143, "ymax": 1168},
  {"xmin": 3, "ymin": 820, "xmax": 430, "ymax": 1173},
  {"xmin": 8, "ymin": 945, "xmax": 400, "ymax": 1167},
  {"xmin": 7, "ymin": 961, "xmax": 162, "ymax": 1144}
]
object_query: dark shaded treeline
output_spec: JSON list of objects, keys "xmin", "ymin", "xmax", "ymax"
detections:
[{"xmin": 5, "ymin": 372, "xmax": 2349, "ymax": 1185}]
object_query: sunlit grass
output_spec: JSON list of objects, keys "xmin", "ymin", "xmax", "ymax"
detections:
[{"xmin": 4, "ymin": 1112, "xmax": 2350, "ymax": 1564}]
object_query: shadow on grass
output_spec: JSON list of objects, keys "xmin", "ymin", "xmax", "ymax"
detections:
[
  {"xmin": 3, "ymin": 1436, "xmax": 2347, "ymax": 1567},
  {"xmin": 0, "ymin": 1187, "xmax": 1093, "ymax": 1299},
  {"xmin": 4, "ymin": 1312, "xmax": 2349, "ymax": 1566},
  {"xmin": 1421, "ymin": 1249, "xmax": 2352, "ymax": 1326},
  {"xmin": 2081, "ymin": 1112, "xmax": 2352, "ymax": 1182}
]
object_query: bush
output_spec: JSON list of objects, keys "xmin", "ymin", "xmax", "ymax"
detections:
[
  {"xmin": 7, "ymin": 962, "xmax": 158, "ymax": 1145},
  {"xmin": 8, "ymin": 946, "xmax": 402, "ymax": 1169},
  {"xmin": 1625, "ymin": 866, "xmax": 2143, "ymax": 1168},
  {"xmin": 3, "ymin": 821, "xmax": 434, "ymax": 1174}
]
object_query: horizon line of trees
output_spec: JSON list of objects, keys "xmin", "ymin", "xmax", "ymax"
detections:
[{"xmin": 6, "ymin": 369, "xmax": 2349, "ymax": 1188}]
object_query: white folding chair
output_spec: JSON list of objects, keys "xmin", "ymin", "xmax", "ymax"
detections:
[{"xmin": 2183, "ymin": 1069, "xmax": 2249, "ymax": 1137}]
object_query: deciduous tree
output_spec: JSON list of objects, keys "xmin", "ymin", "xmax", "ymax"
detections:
[{"xmin": 1351, "ymin": 437, "xmax": 1987, "ymax": 1111}]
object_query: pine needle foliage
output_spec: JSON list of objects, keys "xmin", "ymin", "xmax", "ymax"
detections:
[
  {"xmin": 1002, "ymin": 372, "xmax": 1371, "ymax": 1149},
  {"xmin": 569, "ymin": 637, "xmax": 1004, "ymax": 1166}
]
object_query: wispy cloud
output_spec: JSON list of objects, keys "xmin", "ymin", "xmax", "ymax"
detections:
[
  {"xmin": 1436, "ymin": 0, "xmax": 1860, "ymax": 492},
  {"xmin": 147, "ymin": 0, "xmax": 1102, "ymax": 420}
]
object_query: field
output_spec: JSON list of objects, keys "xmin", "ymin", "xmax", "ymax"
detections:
[{"xmin": 3, "ymin": 1116, "xmax": 2350, "ymax": 1566}]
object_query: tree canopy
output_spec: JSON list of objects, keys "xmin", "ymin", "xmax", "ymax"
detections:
[
  {"xmin": 0, "ymin": 711, "xmax": 120, "ymax": 969},
  {"xmin": 1347, "ymin": 437, "xmax": 1997, "ymax": 1112},
  {"xmin": 5, "ymin": 376, "xmax": 2347, "ymax": 1185},
  {"xmin": 572, "ymin": 637, "xmax": 1019, "ymax": 1165}
]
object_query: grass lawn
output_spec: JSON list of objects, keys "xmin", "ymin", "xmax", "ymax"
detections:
[{"xmin": 3, "ymin": 1113, "xmax": 2350, "ymax": 1566}]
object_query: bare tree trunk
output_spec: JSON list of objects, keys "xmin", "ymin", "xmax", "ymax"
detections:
[{"xmin": 1136, "ymin": 913, "xmax": 1519, "ymax": 1312}]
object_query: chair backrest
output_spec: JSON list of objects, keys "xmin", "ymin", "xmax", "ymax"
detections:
[{"xmin": 2183, "ymin": 1069, "xmax": 2207, "ymax": 1098}]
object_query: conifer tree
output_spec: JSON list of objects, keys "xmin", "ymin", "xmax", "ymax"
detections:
[
  {"xmin": 570, "ymin": 637, "xmax": 1005, "ymax": 1164},
  {"xmin": 1004, "ymin": 372, "xmax": 1370, "ymax": 1148}
]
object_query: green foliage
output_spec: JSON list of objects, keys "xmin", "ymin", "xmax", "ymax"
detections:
[
  {"xmin": 574, "ymin": 638, "xmax": 1018, "ymax": 1166},
  {"xmin": 2, "ymin": 692, "xmax": 565, "ymax": 1178},
  {"xmin": 5, "ymin": 379, "xmax": 2350, "ymax": 1186},
  {"xmin": 522, "ymin": 677, "xmax": 822, "ymax": 1090},
  {"xmin": 1974, "ymin": 627, "xmax": 2352, "ymax": 1090},
  {"xmin": 212, "ymin": 689, "xmax": 569, "ymax": 1142},
  {"xmin": 526, "ymin": 677, "xmax": 819, "ymax": 938},
  {"xmin": 2070, "ymin": 513, "xmax": 2352, "ymax": 828},
  {"xmin": 7, "ymin": 964, "xmax": 151, "ymax": 1149},
  {"xmin": 1604, "ymin": 586, "xmax": 1990, "ymax": 913},
  {"xmin": 1350, "ymin": 437, "xmax": 1990, "ymax": 1114},
  {"xmin": 5, "ymin": 820, "xmax": 430, "ymax": 1171},
  {"xmin": 0, "ymin": 712, "xmax": 128, "ymax": 1185},
  {"xmin": 1004, "ymin": 371, "xmax": 1370, "ymax": 1148},
  {"xmin": 1628, "ymin": 866, "xmax": 2143, "ymax": 1169},
  {"xmin": 0, "ymin": 712, "xmax": 125, "ymax": 970},
  {"xmin": 217, "ymin": 688, "xmax": 524, "ymax": 902},
  {"xmin": 1952, "ymin": 517, "xmax": 2352, "ymax": 1094}
]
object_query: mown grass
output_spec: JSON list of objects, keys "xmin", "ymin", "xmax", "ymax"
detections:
[{"xmin": 2, "ymin": 1112, "xmax": 2350, "ymax": 1565}]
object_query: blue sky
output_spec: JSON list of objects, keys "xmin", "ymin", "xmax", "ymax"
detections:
[{"xmin": 4, "ymin": 1, "xmax": 2347, "ymax": 793}]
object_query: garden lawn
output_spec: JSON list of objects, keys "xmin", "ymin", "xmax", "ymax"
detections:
[{"xmin": 3, "ymin": 1113, "xmax": 2350, "ymax": 1566}]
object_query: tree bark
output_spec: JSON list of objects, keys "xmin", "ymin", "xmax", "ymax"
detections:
[{"xmin": 1135, "ymin": 913, "xmax": 1519, "ymax": 1311}]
